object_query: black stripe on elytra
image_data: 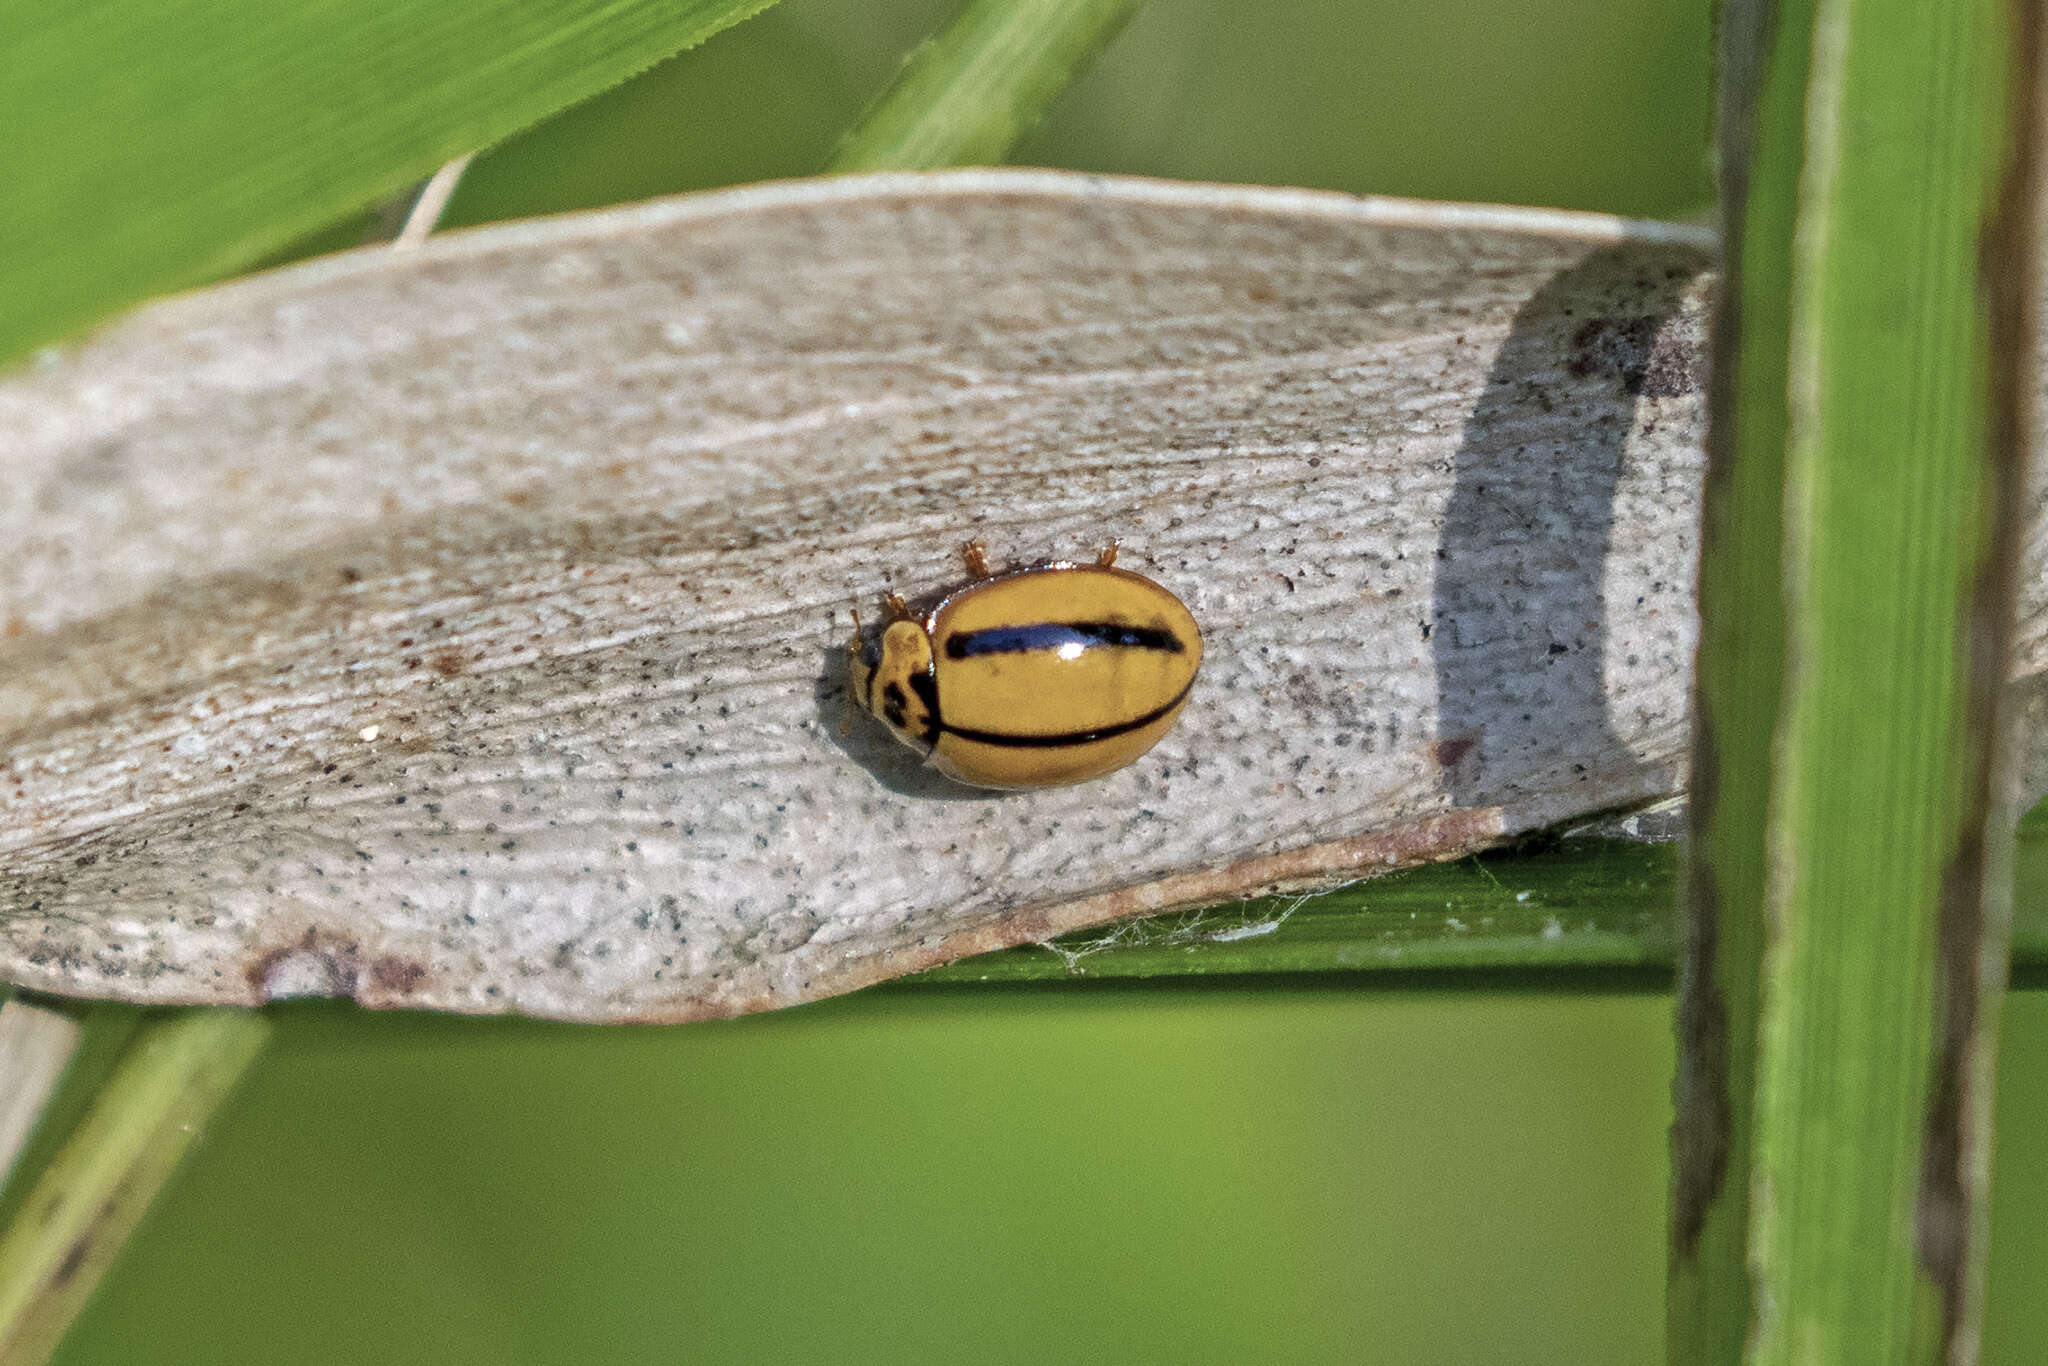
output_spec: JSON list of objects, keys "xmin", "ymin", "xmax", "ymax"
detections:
[
  {"xmin": 944, "ymin": 621, "xmax": 1184, "ymax": 659},
  {"xmin": 938, "ymin": 679, "xmax": 1194, "ymax": 750}
]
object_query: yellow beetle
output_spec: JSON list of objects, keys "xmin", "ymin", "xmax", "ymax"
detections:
[{"xmin": 848, "ymin": 543, "xmax": 1202, "ymax": 789}]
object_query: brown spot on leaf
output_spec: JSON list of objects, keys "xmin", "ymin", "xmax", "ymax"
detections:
[
  {"xmin": 430, "ymin": 649, "xmax": 469, "ymax": 678},
  {"xmin": 51, "ymin": 1236, "xmax": 91, "ymax": 1288},
  {"xmin": 1433, "ymin": 735, "xmax": 1478, "ymax": 769},
  {"xmin": 1911, "ymin": 13, "xmax": 2043, "ymax": 1352},
  {"xmin": 1566, "ymin": 314, "xmax": 1702, "ymax": 398},
  {"xmin": 369, "ymin": 955, "xmax": 427, "ymax": 992},
  {"xmin": 1671, "ymin": 685, "xmax": 1736, "ymax": 1266},
  {"xmin": 245, "ymin": 929, "xmax": 360, "ymax": 1000}
]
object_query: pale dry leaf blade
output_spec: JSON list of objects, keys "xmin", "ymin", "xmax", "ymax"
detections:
[{"xmin": 0, "ymin": 168, "xmax": 1923, "ymax": 1021}]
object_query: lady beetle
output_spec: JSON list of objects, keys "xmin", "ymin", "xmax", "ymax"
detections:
[{"xmin": 848, "ymin": 543, "xmax": 1202, "ymax": 789}]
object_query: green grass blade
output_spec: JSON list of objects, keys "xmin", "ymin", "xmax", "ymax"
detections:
[
  {"xmin": 1676, "ymin": 0, "xmax": 2045, "ymax": 1359},
  {"xmin": 0, "ymin": 1010, "xmax": 268, "ymax": 1366},
  {"xmin": 0, "ymin": 1004, "xmax": 77, "ymax": 1204},
  {"xmin": 0, "ymin": 0, "xmax": 784, "ymax": 367},
  {"xmin": 1668, "ymin": 0, "xmax": 1809, "ymax": 1353},
  {"xmin": 901, "ymin": 802, "xmax": 2048, "ymax": 988},
  {"xmin": 0, "ymin": 1006, "xmax": 142, "ymax": 1235},
  {"xmin": 904, "ymin": 838, "xmax": 1682, "ymax": 986},
  {"xmin": 829, "ymin": 0, "xmax": 1143, "ymax": 172}
]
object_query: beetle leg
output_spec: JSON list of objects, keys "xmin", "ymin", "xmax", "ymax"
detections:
[
  {"xmin": 883, "ymin": 591, "xmax": 912, "ymax": 622},
  {"xmin": 961, "ymin": 540, "xmax": 992, "ymax": 579},
  {"xmin": 1097, "ymin": 541, "xmax": 1120, "ymax": 568}
]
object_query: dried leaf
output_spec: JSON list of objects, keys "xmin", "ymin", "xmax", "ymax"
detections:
[{"xmin": 0, "ymin": 170, "xmax": 1932, "ymax": 1020}]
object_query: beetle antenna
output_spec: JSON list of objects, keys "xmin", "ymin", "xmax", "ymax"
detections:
[{"xmin": 1097, "ymin": 541, "xmax": 1120, "ymax": 568}]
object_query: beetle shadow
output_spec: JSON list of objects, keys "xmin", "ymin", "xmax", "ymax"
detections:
[
  {"xmin": 811, "ymin": 636, "xmax": 1007, "ymax": 801},
  {"xmin": 1430, "ymin": 243, "xmax": 1708, "ymax": 807}
]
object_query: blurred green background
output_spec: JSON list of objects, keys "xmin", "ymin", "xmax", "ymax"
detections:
[{"xmin": 45, "ymin": 1, "xmax": 2047, "ymax": 1362}]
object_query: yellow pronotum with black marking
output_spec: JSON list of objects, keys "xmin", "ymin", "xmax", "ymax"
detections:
[{"xmin": 850, "ymin": 548, "xmax": 1202, "ymax": 788}]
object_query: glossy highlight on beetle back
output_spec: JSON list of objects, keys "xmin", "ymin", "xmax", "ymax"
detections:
[{"xmin": 850, "ymin": 549, "xmax": 1202, "ymax": 789}]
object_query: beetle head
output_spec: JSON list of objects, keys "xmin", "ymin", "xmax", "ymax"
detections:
[{"xmin": 858, "ymin": 619, "xmax": 939, "ymax": 752}]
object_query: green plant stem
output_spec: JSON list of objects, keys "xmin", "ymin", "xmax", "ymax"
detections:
[
  {"xmin": 0, "ymin": 1009, "xmax": 269, "ymax": 1366},
  {"xmin": 829, "ymin": 0, "xmax": 1143, "ymax": 172}
]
